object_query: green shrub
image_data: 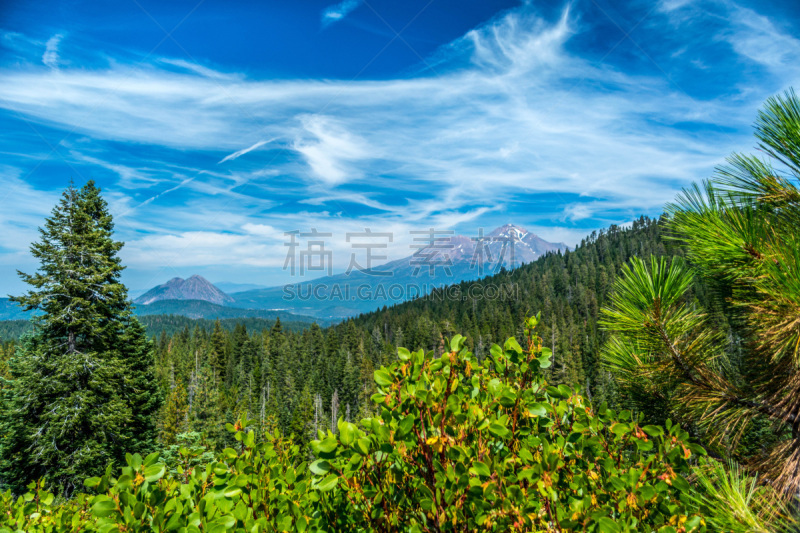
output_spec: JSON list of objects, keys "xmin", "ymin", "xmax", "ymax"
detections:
[{"xmin": 0, "ymin": 317, "xmax": 714, "ymax": 532}]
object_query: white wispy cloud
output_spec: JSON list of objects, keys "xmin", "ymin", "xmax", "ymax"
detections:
[
  {"xmin": 218, "ymin": 138, "xmax": 275, "ymax": 164},
  {"xmin": 321, "ymin": 0, "xmax": 361, "ymax": 27},
  {"xmin": 42, "ymin": 33, "xmax": 63, "ymax": 69},
  {"xmin": 293, "ymin": 115, "xmax": 370, "ymax": 184},
  {"xmin": 69, "ymin": 151, "xmax": 158, "ymax": 188},
  {"xmin": 2, "ymin": 1, "xmax": 800, "ymax": 285},
  {"xmin": 118, "ymin": 177, "xmax": 196, "ymax": 218},
  {"xmin": 157, "ymin": 58, "xmax": 239, "ymax": 80},
  {"xmin": 721, "ymin": 3, "xmax": 800, "ymax": 72}
]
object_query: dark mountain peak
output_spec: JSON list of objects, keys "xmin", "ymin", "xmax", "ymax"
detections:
[
  {"xmin": 134, "ymin": 275, "xmax": 233, "ymax": 306},
  {"xmin": 184, "ymin": 275, "xmax": 214, "ymax": 287}
]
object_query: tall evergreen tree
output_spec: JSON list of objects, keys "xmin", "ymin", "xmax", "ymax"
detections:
[
  {"xmin": 188, "ymin": 363, "xmax": 224, "ymax": 448},
  {"xmin": 0, "ymin": 181, "xmax": 161, "ymax": 495},
  {"xmin": 160, "ymin": 375, "xmax": 188, "ymax": 445}
]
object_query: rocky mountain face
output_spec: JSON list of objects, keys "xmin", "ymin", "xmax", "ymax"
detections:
[{"xmin": 134, "ymin": 275, "xmax": 234, "ymax": 306}]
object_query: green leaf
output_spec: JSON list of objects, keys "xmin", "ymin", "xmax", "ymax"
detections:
[
  {"xmin": 316, "ymin": 474, "xmax": 339, "ymax": 492},
  {"xmin": 374, "ymin": 369, "xmax": 393, "ymax": 387},
  {"xmin": 490, "ymin": 344, "xmax": 503, "ymax": 360},
  {"xmin": 684, "ymin": 516, "xmax": 702, "ymax": 531},
  {"xmin": 339, "ymin": 420, "xmax": 357, "ymax": 446},
  {"xmin": 672, "ymin": 474, "xmax": 691, "ymax": 492},
  {"xmin": 233, "ymin": 500, "xmax": 248, "ymax": 522},
  {"xmin": 315, "ymin": 436, "xmax": 338, "ymax": 454},
  {"xmin": 355, "ymin": 437, "xmax": 371, "ymax": 455},
  {"xmin": 210, "ymin": 515, "xmax": 236, "ymax": 529},
  {"xmin": 642, "ymin": 425, "xmax": 664, "ymax": 437},
  {"xmin": 470, "ymin": 461, "xmax": 491, "ymax": 478},
  {"xmin": 611, "ymin": 423, "xmax": 630, "ymax": 436},
  {"xmin": 40, "ymin": 492, "xmax": 54, "ymax": 506},
  {"xmin": 128, "ymin": 453, "xmax": 142, "ymax": 471},
  {"xmin": 309, "ymin": 459, "xmax": 331, "ymax": 475},
  {"xmin": 143, "ymin": 463, "xmax": 166, "ymax": 482},
  {"xmin": 224, "ymin": 487, "xmax": 242, "ymax": 498},
  {"xmin": 488, "ymin": 421, "xmax": 509, "ymax": 438},
  {"xmin": 91, "ymin": 499, "xmax": 117, "ymax": 518},
  {"xmin": 450, "ymin": 334, "xmax": 465, "ymax": 352},
  {"xmin": 398, "ymin": 347, "xmax": 411, "ymax": 361},
  {"xmin": 528, "ymin": 403, "xmax": 548, "ymax": 417},
  {"xmin": 396, "ymin": 415, "xmax": 415, "ymax": 438},
  {"xmin": 597, "ymin": 517, "xmax": 620, "ymax": 533},
  {"xmin": 143, "ymin": 451, "xmax": 160, "ymax": 467},
  {"xmin": 504, "ymin": 337, "xmax": 523, "ymax": 354},
  {"xmin": 222, "ymin": 447, "xmax": 238, "ymax": 460},
  {"xmin": 638, "ymin": 485, "xmax": 656, "ymax": 501}
]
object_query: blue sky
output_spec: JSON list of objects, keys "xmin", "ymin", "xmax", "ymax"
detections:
[{"xmin": 1, "ymin": 0, "xmax": 799, "ymax": 294}]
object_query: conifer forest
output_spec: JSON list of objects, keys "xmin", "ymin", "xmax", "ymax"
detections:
[{"xmin": 2, "ymin": 2, "xmax": 800, "ymax": 530}]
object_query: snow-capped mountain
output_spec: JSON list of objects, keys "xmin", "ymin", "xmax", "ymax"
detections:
[
  {"xmin": 416, "ymin": 223, "xmax": 566, "ymax": 266},
  {"xmin": 230, "ymin": 224, "xmax": 567, "ymax": 318}
]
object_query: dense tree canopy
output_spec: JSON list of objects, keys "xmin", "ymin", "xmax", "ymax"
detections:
[
  {"xmin": 0, "ymin": 182, "xmax": 160, "ymax": 495},
  {"xmin": 3, "ymin": 323, "xmax": 787, "ymax": 532}
]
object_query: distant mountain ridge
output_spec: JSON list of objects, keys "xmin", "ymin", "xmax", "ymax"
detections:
[
  {"xmin": 230, "ymin": 224, "xmax": 567, "ymax": 318},
  {"xmin": 133, "ymin": 299, "xmax": 318, "ymax": 322},
  {"xmin": 134, "ymin": 275, "xmax": 233, "ymax": 306},
  {"xmin": 0, "ymin": 298, "xmax": 29, "ymax": 321},
  {"xmin": 4, "ymin": 224, "xmax": 566, "ymax": 322},
  {"xmin": 214, "ymin": 281, "xmax": 268, "ymax": 293}
]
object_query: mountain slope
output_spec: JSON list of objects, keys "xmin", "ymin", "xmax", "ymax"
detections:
[
  {"xmin": 0, "ymin": 298, "xmax": 30, "ymax": 321},
  {"xmin": 133, "ymin": 299, "xmax": 319, "ymax": 321},
  {"xmin": 340, "ymin": 216, "xmax": 703, "ymax": 407},
  {"xmin": 230, "ymin": 224, "xmax": 567, "ymax": 318},
  {"xmin": 214, "ymin": 281, "xmax": 268, "ymax": 293},
  {"xmin": 135, "ymin": 275, "xmax": 234, "ymax": 306}
]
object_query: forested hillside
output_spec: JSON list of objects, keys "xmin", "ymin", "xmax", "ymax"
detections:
[
  {"xmin": 345, "ymin": 215, "xmax": 723, "ymax": 405},
  {"xmin": 143, "ymin": 215, "xmax": 722, "ymax": 450},
  {"xmin": 138, "ymin": 314, "xmax": 324, "ymax": 337},
  {"xmin": 0, "ymin": 315, "xmax": 319, "ymax": 341},
  {"xmin": 0, "ymin": 215, "xmax": 719, "ymax": 451}
]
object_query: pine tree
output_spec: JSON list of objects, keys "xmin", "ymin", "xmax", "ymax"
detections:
[
  {"xmin": 160, "ymin": 375, "xmax": 188, "ymax": 445},
  {"xmin": 0, "ymin": 339, "xmax": 9, "ymax": 381},
  {"xmin": 602, "ymin": 90, "xmax": 800, "ymax": 494},
  {"xmin": 189, "ymin": 363, "xmax": 224, "ymax": 449},
  {"xmin": 0, "ymin": 181, "xmax": 161, "ymax": 495},
  {"xmin": 209, "ymin": 319, "xmax": 227, "ymax": 385},
  {"xmin": 289, "ymin": 385, "xmax": 314, "ymax": 446}
]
